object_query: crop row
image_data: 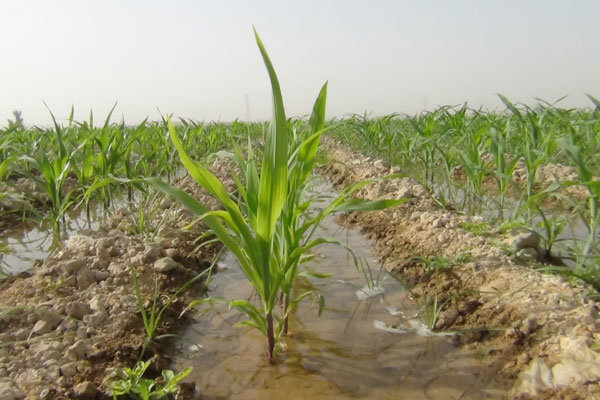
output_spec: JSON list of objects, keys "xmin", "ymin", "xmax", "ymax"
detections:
[
  {"xmin": 0, "ymin": 110, "xmax": 265, "ymax": 234},
  {"xmin": 329, "ymin": 98, "xmax": 600, "ymax": 291}
]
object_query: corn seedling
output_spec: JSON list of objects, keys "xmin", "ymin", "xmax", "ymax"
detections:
[
  {"xmin": 558, "ymin": 136, "xmax": 600, "ymax": 269},
  {"xmin": 489, "ymin": 128, "xmax": 519, "ymax": 220},
  {"xmin": 147, "ymin": 29, "xmax": 404, "ymax": 362}
]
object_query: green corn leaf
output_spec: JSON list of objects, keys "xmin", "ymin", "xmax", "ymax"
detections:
[
  {"xmin": 167, "ymin": 118, "xmax": 240, "ymax": 214},
  {"xmin": 298, "ymin": 268, "xmax": 332, "ymax": 279},
  {"xmin": 295, "ymin": 128, "xmax": 327, "ymax": 183},
  {"xmin": 144, "ymin": 177, "xmax": 259, "ymax": 286},
  {"xmin": 498, "ymin": 94, "xmax": 523, "ymax": 122},
  {"xmin": 586, "ymin": 93, "xmax": 600, "ymax": 111},
  {"xmin": 103, "ymin": 101, "xmax": 118, "ymax": 130},
  {"xmin": 253, "ymin": 27, "xmax": 288, "ymax": 243},
  {"xmin": 166, "ymin": 119, "xmax": 261, "ymax": 270},
  {"xmin": 229, "ymin": 299, "xmax": 267, "ymax": 335},
  {"xmin": 317, "ymin": 295, "xmax": 325, "ymax": 317},
  {"xmin": 557, "ymin": 137, "xmax": 593, "ymax": 185},
  {"xmin": 308, "ymin": 82, "xmax": 328, "ymax": 134}
]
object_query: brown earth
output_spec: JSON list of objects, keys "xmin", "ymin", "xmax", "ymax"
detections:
[
  {"xmin": 319, "ymin": 138, "xmax": 600, "ymax": 400},
  {"xmin": 0, "ymin": 163, "xmax": 235, "ymax": 399},
  {"xmin": 0, "ymin": 142, "xmax": 598, "ymax": 399}
]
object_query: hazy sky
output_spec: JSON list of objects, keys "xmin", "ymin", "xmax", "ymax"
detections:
[{"xmin": 1, "ymin": 0, "xmax": 599, "ymax": 126}]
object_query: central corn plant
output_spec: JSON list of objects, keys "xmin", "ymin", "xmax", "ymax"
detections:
[{"xmin": 147, "ymin": 29, "xmax": 404, "ymax": 362}]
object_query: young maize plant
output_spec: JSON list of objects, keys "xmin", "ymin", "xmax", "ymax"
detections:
[
  {"xmin": 21, "ymin": 106, "xmax": 75, "ymax": 233},
  {"xmin": 147, "ymin": 29, "xmax": 404, "ymax": 362}
]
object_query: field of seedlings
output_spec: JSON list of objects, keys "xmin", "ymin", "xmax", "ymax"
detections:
[{"xmin": 0, "ymin": 32, "xmax": 599, "ymax": 400}]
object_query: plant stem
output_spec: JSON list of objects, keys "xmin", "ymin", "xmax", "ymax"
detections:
[
  {"xmin": 282, "ymin": 295, "xmax": 289, "ymax": 335},
  {"xmin": 266, "ymin": 312, "xmax": 275, "ymax": 363}
]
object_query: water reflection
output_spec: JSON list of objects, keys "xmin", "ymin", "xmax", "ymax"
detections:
[{"xmin": 173, "ymin": 181, "xmax": 504, "ymax": 399}]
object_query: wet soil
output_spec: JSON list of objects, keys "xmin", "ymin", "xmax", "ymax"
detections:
[
  {"xmin": 172, "ymin": 181, "xmax": 507, "ymax": 399},
  {"xmin": 318, "ymin": 138, "xmax": 600, "ymax": 399},
  {"xmin": 0, "ymin": 164, "xmax": 233, "ymax": 399},
  {"xmin": 0, "ymin": 143, "xmax": 598, "ymax": 399}
]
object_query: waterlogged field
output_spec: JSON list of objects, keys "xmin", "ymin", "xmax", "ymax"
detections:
[
  {"xmin": 331, "ymin": 100, "xmax": 600, "ymax": 282},
  {"xmin": 0, "ymin": 34, "xmax": 599, "ymax": 400}
]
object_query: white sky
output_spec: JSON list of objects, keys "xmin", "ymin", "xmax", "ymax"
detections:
[{"xmin": 1, "ymin": 0, "xmax": 599, "ymax": 126}]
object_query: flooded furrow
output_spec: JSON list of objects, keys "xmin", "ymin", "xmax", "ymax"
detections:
[{"xmin": 172, "ymin": 180, "xmax": 505, "ymax": 399}]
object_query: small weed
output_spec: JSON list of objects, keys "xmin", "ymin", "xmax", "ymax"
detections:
[
  {"xmin": 458, "ymin": 221, "xmax": 490, "ymax": 237},
  {"xmin": 127, "ymin": 192, "xmax": 170, "ymax": 242},
  {"xmin": 474, "ymin": 347, "xmax": 486, "ymax": 360},
  {"xmin": 110, "ymin": 360, "xmax": 192, "ymax": 400},
  {"xmin": 420, "ymin": 294, "xmax": 452, "ymax": 331},
  {"xmin": 130, "ymin": 261, "xmax": 214, "ymax": 359},
  {"xmin": 44, "ymin": 276, "xmax": 63, "ymax": 291},
  {"xmin": 413, "ymin": 253, "xmax": 471, "ymax": 275},
  {"xmin": 357, "ymin": 257, "xmax": 385, "ymax": 292}
]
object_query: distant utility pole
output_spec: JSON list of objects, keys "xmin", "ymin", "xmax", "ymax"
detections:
[{"xmin": 245, "ymin": 93, "xmax": 251, "ymax": 121}]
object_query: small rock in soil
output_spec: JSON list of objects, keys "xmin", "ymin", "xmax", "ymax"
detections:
[
  {"xmin": 59, "ymin": 362, "xmax": 77, "ymax": 378},
  {"xmin": 436, "ymin": 308, "xmax": 460, "ymax": 330},
  {"xmin": 88, "ymin": 295, "xmax": 105, "ymax": 312},
  {"xmin": 153, "ymin": 257, "xmax": 179, "ymax": 273},
  {"xmin": 68, "ymin": 340, "xmax": 89, "ymax": 359},
  {"xmin": 504, "ymin": 231, "xmax": 540, "ymax": 252},
  {"xmin": 65, "ymin": 235, "xmax": 95, "ymax": 256},
  {"xmin": 458, "ymin": 299, "xmax": 482, "ymax": 315},
  {"xmin": 76, "ymin": 267, "xmax": 97, "ymax": 290},
  {"xmin": 67, "ymin": 302, "xmax": 92, "ymax": 320},
  {"xmin": 32, "ymin": 320, "xmax": 53, "ymax": 335},
  {"xmin": 133, "ymin": 244, "xmax": 163, "ymax": 265},
  {"xmin": 165, "ymin": 248, "xmax": 180, "ymax": 259},
  {"xmin": 36, "ymin": 309, "xmax": 63, "ymax": 328},
  {"xmin": 0, "ymin": 378, "xmax": 24, "ymax": 400},
  {"xmin": 63, "ymin": 259, "xmax": 86, "ymax": 274},
  {"xmin": 523, "ymin": 315, "xmax": 539, "ymax": 335},
  {"xmin": 72, "ymin": 381, "xmax": 97, "ymax": 399}
]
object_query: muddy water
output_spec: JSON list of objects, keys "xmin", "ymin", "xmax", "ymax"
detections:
[
  {"xmin": 0, "ymin": 214, "xmax": 99, "ymax": 275},
  {"xmin": 432, "ymin": 180, "xmax": 591, "ymax": 261},
  {"xmin": 172, "ymin": 184, "xmax": 504, "ymax": 399}
]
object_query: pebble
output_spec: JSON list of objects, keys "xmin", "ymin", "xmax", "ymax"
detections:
[
  {"xmin": 72, "ymin": 381, "xmax": 97, "ymax": 399},
  {"xmin": 153, "ymin": 257, "xmax": 179, "ymax": 273},
  {"xmin": 67, "ymin": 302, "xmax": 92, "ymax": 320},
  {"xmin": 63, "ymin": 259, "xmax": 86, "ymax": 274},
  {"xmin": 523, "ymin": 315, "xmax": 538, "ymax": 335},
  {"xmin": 432, "ymin": 218, "xmax": 445, "ymax": 228},
  {"xmin": 165, "ymin": 248, "xmax": 179, "ymax": 259},
  {"xmin": 0, "ymin": 380, "xmax": 24, "ymax": 400},
  {"xmin": 32, "ymin": 320, "xmax": 52, "ymax": 335},
  {"xmin": 59, "ymin": 362, "xmax": 77, "ymax": 378},
  {"xmin": 504, "ymin": 231, "xmax": 540, "ymax": 252},
  {"xmin": 188, "ymin": 344, "xmax": 203, "ymax": 352},
  {"xmin": 68, "ymin": 340, "xmax": 89, "ymax": 359},
  {"xmin": 89, "ymin": 295, "xmax": 105, "ymax": 312},
  {"xmin": 133, "ymin": 244, "xmax": 163, "ymax": 265},
  {"xmin": 76, "ymin": 267, "xmax": 97, "ymax": 290}
]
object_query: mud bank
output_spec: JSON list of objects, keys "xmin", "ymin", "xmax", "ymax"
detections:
[
  {"xmin": 0, "ymin": 170, "xmax": 228, "ymax": 399},
  {"xmin": 319, "ymin": 138, "xmax": 600, "ymax": 399}
]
